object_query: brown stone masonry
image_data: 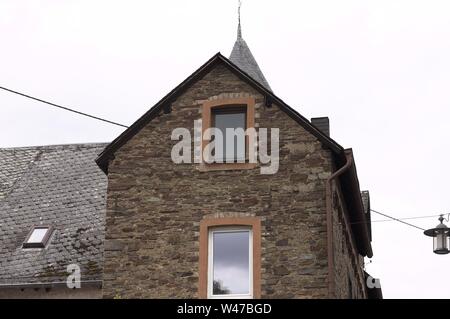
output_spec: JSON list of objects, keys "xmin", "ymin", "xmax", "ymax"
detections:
[
  {"xmin": 103, "ymin": 63, "xmax": 346, "ymax": 298},
  {"xmin": 331, "ymin": 177, "xmax": 367, "ymax": 298}
]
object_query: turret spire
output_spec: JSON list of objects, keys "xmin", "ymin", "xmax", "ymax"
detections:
[
  {"xmin": 237, "ymin": 0, "xmax": 242, "ymax": 39},
  {"xmin": 229, "ymin": 0, "xmax": 272, "ymax": 91}
]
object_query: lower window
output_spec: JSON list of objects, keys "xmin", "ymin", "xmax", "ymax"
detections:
[{"xmin": 207, "ymin": 227, "xmax": 253, "ymax": 299}]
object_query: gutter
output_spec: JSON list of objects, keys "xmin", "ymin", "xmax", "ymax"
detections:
[
  {"xmin": 0, "ymin": 280, "xmax": 102, "ymax": 289},
  {"xmin": 326, "ymin": 151, "xmax": 353, "ymax": 299}
]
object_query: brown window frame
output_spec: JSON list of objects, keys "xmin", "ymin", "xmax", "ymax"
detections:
[
  {"xmin": 22, "ymin": 225, "xmax": 53, "ymax": 248},
  {"xmin": 198, "ymin": 217, "xmax": 261, "ymax": 299},
  {"xmin": 201, "ymin": 97, "xmax": 256, "ymax": 171}
]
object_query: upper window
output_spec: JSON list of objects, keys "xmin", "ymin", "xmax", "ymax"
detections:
[
  {"xmin": 23, "ymin": 226, "xmax": 53, "ymax": 248},
  {"xmin": 212, "ymin": 106, "xmax": 247, "ymax": 162},
  {"xmin": 208, "ymin": 227, "xmax": 253, "ymax": 299},
  {"xmin": 201, "ymin": 97, "xmax": 256, "ymax": 170}
]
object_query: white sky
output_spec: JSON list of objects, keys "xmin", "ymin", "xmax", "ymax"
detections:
[{"xmin": 1, "ymin": 0, "xmax": 450, "ymax": 298}]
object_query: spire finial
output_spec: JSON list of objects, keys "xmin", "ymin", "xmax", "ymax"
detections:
[{"xmin": 237, "ymin": 0, "xmax": 242, "ymax": 39}]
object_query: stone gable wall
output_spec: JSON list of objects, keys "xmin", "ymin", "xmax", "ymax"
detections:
[{"xmin": 102, "ymin": 63, "xmax": 350, "ymax": 298}]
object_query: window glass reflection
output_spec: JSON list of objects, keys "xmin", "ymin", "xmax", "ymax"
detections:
[
  {"xmin": 213, "ymin": 112, "xmax": 246, "ymax": 161},
  {"xmin": 27, "ymin": 228, "xmax": 48, "ymax": 243},
  {"xmin": 212, "ymin": 230, "xmax": 250, "ymax": 295}
]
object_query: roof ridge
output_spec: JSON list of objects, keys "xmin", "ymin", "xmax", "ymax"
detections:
[{"xmin": 1, "ymin": 149, "xmax": 43, "ymax": 200}]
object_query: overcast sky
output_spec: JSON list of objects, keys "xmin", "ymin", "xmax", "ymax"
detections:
[{"xmin": 1, "ymin": 0, "xmax": 450, "ymax": 298}]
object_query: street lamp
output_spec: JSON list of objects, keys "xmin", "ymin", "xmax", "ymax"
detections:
[{"xmin": 424, "ymin": 215, "xmax": 450, "ymax": 255}]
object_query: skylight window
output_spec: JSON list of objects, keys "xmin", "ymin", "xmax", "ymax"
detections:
[{"xmin": 23, "ymin": 226, "xmax": 53, "ymax": 248}]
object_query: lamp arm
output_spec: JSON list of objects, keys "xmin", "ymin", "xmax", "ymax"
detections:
[{"xmin": 444, "ymin": 213, "xmax": 450, "ymax": 223}]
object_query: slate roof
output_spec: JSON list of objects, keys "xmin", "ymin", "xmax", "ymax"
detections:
[
  {"xmin": 0, "ymin": 143, "xmax": 107, "ymax": 286},
  {"xmin": 229, "ymin": 24, "xmax": 272, "ymax": 91}
]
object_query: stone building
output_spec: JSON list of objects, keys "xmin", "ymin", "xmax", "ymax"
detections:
[
  {"xmin": 0, "ymin": 23, "xmax": 381, "ymax": 299},
  {"xmin": 95, "ymin": 24, "xmax": 382, "ymax": 299}
]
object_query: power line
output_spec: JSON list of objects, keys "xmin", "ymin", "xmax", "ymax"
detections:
[
  {"xmin": 370, "ymin": 209, "xmax": 425, "ymax": 231},
  {"xmin": 345, "ymin": 210, "xmax": 436, "ymax": 231},
  {"xmin": 0, "ymin": 84, "xmax": 444, "ymax": 232},
  {"xmin": 0, "ymin": 86, "xmax": 129, "ymax": 128},
  {"xmin": 348, "ymin": 213, "xmax": 442, "ymax": 226},
  {"xmin": 371, "ymin": 214, "xmax": 442, "ymax": 223}
]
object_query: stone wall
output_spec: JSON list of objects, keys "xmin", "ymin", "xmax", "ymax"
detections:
[
  {"xmin": 331, "ymin": 180, "xmax": 367, "ymax": 299},
  {"xmin": 102, "ymin": 63, "xmax": 340, "ymax": 298}
]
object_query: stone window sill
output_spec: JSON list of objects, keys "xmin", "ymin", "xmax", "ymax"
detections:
[{"xmin": 198, "ymin": 162, "xmax": 257, "ymax": 172}]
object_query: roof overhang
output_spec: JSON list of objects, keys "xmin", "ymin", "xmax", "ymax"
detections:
[
  {"xmin": 0, "ymin": 280, "xmax": 102, "ymax": 289},
  {"xmin": 339, "ymin": 149, "xmax": 373, "ymax": 258}
]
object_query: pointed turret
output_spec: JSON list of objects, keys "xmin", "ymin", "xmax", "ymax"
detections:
[{"xmin": 229, "ymin": 4, "xmax": 272, "ymax": 91}]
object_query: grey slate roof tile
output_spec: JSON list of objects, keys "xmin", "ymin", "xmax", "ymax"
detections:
[
  {"xmin": 0, "ymin": 143, "xmax": 107, "ymax": 285},
  {"xmin": 229, "ymin": 27, "xmax": 272, "ymax": 91}
]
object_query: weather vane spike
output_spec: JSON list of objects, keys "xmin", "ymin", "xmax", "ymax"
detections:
[{"xmin": 237, "ymin": 0, "xmax": 242, "ymax": 39}]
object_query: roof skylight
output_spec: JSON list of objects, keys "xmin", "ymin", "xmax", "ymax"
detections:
[{"xmin": 23, "ymin": 226, "xmax": 53, "ymax": 248}]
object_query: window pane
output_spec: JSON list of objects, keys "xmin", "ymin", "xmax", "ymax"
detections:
[
  {"xmin": 27, "ymin": 228, "xmax": 48, "ymax": 243},
  {"xmin": 212, "ymin": 230, "xmax": 250, "ymax": 295},
  {"xmin": 214, "ymin": 112, "xmax": 246, "ymax": 161}
]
